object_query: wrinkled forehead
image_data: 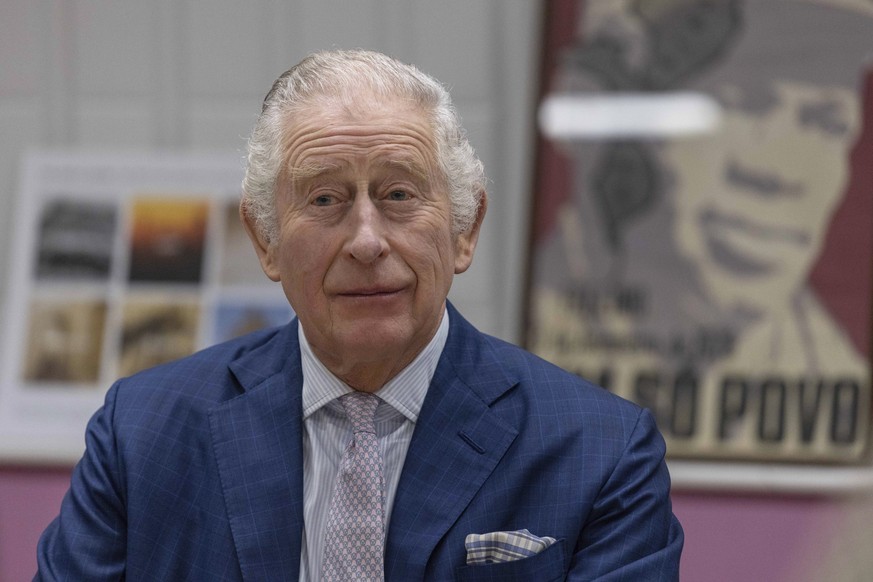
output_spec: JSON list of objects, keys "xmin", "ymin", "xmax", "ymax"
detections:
[
  {"xmin": 287, "ymin": 87, "xmax": 435, "ymax": 137},
  {"xmin": 278, "ymin": 92, "xmax": 443, "ymax": 180}
]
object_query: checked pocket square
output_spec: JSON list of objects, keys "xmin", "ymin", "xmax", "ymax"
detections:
[{"xmin": 464, "ymin": 529, "xmax": 557, "ymax": 565}]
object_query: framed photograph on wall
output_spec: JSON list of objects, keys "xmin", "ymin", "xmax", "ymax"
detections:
[
  {"xmin": 0, "ymin": 152, "xmax": 292, "ymax": 464},
  {"xmin": 525, "ymin": 0, "xmax": 873, "ymax": 470}
]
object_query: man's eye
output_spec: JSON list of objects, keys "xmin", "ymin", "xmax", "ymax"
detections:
[
  {"xmin": 313, "ymin": 194, "xmax": 334, "ymax": 206},
  {"xmin": 387, "ymin": 190, "xmax": 410, "ymax": 201}
]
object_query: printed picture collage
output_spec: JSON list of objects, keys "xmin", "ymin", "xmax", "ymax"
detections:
[{"xmin": 0, "ymin": 154, "xmax": 291, "ymax": 460}]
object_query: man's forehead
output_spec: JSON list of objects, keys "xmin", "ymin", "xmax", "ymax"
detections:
[
  {"xmin": 282, "ymin": 95, "xmax": 435, "ymax": 149},
  {"xmin": 287, "ymin": 152, "xmax": 433, "ymax": 181},
  {"xmin": 280, "ymin": 102, "xmax": 436, "ymax": 153}
]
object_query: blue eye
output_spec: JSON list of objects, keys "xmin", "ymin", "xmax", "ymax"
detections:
[
  {"xmin": 313, "ymin": 194, "xmax": 333, "ymax": 206},
  {"xmin": 388, "ymin": 190, "xmax": 409, "ymax": 201}
]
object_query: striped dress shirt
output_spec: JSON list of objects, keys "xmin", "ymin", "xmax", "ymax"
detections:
[{"xmin": 297, "ymin": 310, "xmax": 449, "ymax": 581}]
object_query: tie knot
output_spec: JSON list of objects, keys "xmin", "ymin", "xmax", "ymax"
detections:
[{"xmin": 340, "ymin": 392, "xmax": 378, "ymax": 435}]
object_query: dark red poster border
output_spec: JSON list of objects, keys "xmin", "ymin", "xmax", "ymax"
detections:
[{"xmin": 523, "ymin": 0, "xmax": 580, "ymax": 344}]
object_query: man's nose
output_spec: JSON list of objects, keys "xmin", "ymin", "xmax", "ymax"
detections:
[{"xmin": 345, "ymin": 194, "xmax": 389, "ymax": 263}]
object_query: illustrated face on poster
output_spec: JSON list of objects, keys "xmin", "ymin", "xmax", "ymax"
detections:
[
  {"xmin": 666, "ymin": 12, "xmax": 864, "ymax": 318},
  {"xmin": 529, "ymin": 0, "xmax": 873, "ymax": 461}
]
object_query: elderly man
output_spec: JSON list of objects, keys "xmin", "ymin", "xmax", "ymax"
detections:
[{"xmin": 35, "ymin": 50, "xmax": 682, "ymax": 581}]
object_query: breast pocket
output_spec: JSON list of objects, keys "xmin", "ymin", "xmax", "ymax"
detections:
[{"xmin": 455, "ymin": 539, "xmax": 566, "ymax": 582}]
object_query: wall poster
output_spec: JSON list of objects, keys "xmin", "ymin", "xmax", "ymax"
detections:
[
  {"xmin": 0, "ymin": 152, "xmax": 291, "ymax": 463},
  {"xmin": 526, "ymin": 0, "xmax": 873, "ymax": 464}
]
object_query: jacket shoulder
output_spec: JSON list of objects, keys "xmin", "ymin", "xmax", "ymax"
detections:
[
  {"xmin": 484, "ymin": 330, "xmax": 642, "ymax": 416},
  {"xmin": 113, "ymin": 323, "xmax": 293, "ymax": 408}
]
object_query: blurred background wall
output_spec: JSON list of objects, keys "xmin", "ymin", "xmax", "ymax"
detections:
[{"xmin": 1, "ymin": 1, "xmax": 870, "ymax": 580}]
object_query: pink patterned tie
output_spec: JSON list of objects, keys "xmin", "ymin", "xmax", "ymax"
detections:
[{"xmin": 321, "ymin": 392, "xmax": 385, "ymax": 582}]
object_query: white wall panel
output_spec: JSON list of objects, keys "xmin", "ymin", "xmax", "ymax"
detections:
[
  {"xmin": 446, "ymin": 105, "xmax": 497, "ymax": 323},
  {"xmin": 186, "ymin": 0, "xmax": 274, "ymax": 98},
  {"xmin": 73, "ymin": 0, "xmax": 155, "ymax": 96},
  {"xmin": 187, "ymin": 101, "xmax": 259, "ymax": 151},
  {"xmin": 295, "ymin": 0, "xmax": 383, "ymax": 55},
  {"xmin": 75, "ymin": 100, "xmax": 154, "ymax": 146},
  {"xmin": 151, "ymin": 0, "xmax": 185, "ymax": 147},
  {"xmin": 0, "ymin": 103, "xmax": 43, "ymax": 310},
  {"xmin": 408, "ymin": 0, "xmax": 494, "ymax": 102},
  {"xmin": 370, "ymin": 0, "xmax": 416, "ymax": 60},
  {"xmin": 485, "ymin": 0, "xmax": 541, "ymax": 342},
  {"xmin": 0, "ymin": 0, "xmax": 42, "ymax": 97},
  {"xmin": 42, "ymin": 0, "xmax": 76, "ymax": 145},
  {"xmin": 265, "ymin": 0, "xmax": 307, "ymax": 74}
]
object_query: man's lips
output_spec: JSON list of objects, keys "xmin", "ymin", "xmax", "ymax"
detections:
[{"xmin": 336, "ymin": 286, "xmax": 405, "ymax": 297}]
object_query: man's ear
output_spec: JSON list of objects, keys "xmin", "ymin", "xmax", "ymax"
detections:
[
  {"xmin": 454, "ymin": 190, "xmax": 488, "ymax": 274},
  {"xmin": 239, "ymin": 200, "xmax": 281, "ymax": 282}
]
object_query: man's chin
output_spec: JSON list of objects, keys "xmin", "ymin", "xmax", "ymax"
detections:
[{"xmin": 338, "ymin": 321, "xmax": 413, "ymax": 351}]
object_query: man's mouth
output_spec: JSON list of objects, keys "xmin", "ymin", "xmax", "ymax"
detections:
[{"xmin": 338, "ymin": 287, "xmax": 404, "ymax": 298}]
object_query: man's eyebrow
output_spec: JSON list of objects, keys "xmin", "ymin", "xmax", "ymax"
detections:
[
  {"xmin": 375, "ymin": 158, "xmax": 431, "ymax": 182},
  {"xmin": 284, "ymin": 157, "xmax": 432, "ymax": 183},
  {"xmin": 286, "ymin": 160, "xmax": 343, "ymax": 182}
]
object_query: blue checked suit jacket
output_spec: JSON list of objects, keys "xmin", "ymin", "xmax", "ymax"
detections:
[{"xmin": 36, "ymin": 303, "xmax": 683, "ymax": 581}]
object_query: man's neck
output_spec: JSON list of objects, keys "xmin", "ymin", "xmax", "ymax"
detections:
[{"xmin": 302, "ymin": 310, "xmax": 449, "ymax": 393}]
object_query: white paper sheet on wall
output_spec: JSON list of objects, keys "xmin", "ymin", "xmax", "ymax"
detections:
[{"xmin": 0, "ymin": 152, "xmax": 292, "ymax": 464}]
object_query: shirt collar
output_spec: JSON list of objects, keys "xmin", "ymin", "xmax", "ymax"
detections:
[{"xmin": 300, "ymin": 308, "xmax": 449, "ymax": 422}]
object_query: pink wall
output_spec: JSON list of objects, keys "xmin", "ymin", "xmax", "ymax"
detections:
[
  {"xmin": 674, "ymin": 491, "xmax": 844, "ymax": 581},
  {"xmin": 0, "ymin": 466, "xmax": 72, "ymax": 581},
  {"xmin": 0, "ymin": 465, "xmax": 852, "ymax": 580}
]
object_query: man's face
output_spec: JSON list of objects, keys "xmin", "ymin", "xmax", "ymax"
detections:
[
  {"xmin": 663, "ymin": 79, "xmax": 861, "ymax": 313},
  {"xmin": 244, "ymin": 94, "xmax": 482, "ymax": 382}
]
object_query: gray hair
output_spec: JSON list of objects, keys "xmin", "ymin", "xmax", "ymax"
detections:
[{"xmin": 242, "ymin": 49, "xmax": 486, "ymax": 243}]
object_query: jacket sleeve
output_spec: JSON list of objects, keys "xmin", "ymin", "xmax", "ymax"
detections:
[
  {"xmin": 35, "ymin": 382, "xmax": 127, "ymax": 581},
  {"xmin": 569, "ymin": 408, "xmax": 683, "ymax": 581}
]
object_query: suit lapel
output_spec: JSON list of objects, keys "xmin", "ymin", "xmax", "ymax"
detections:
[
  {"xmin": 209, "ymin": 324, "xmax": 304, "ymax": 582},
  {"xmin": 384, "ymin": 307, "xmax": 519, "ymax": 580}
]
